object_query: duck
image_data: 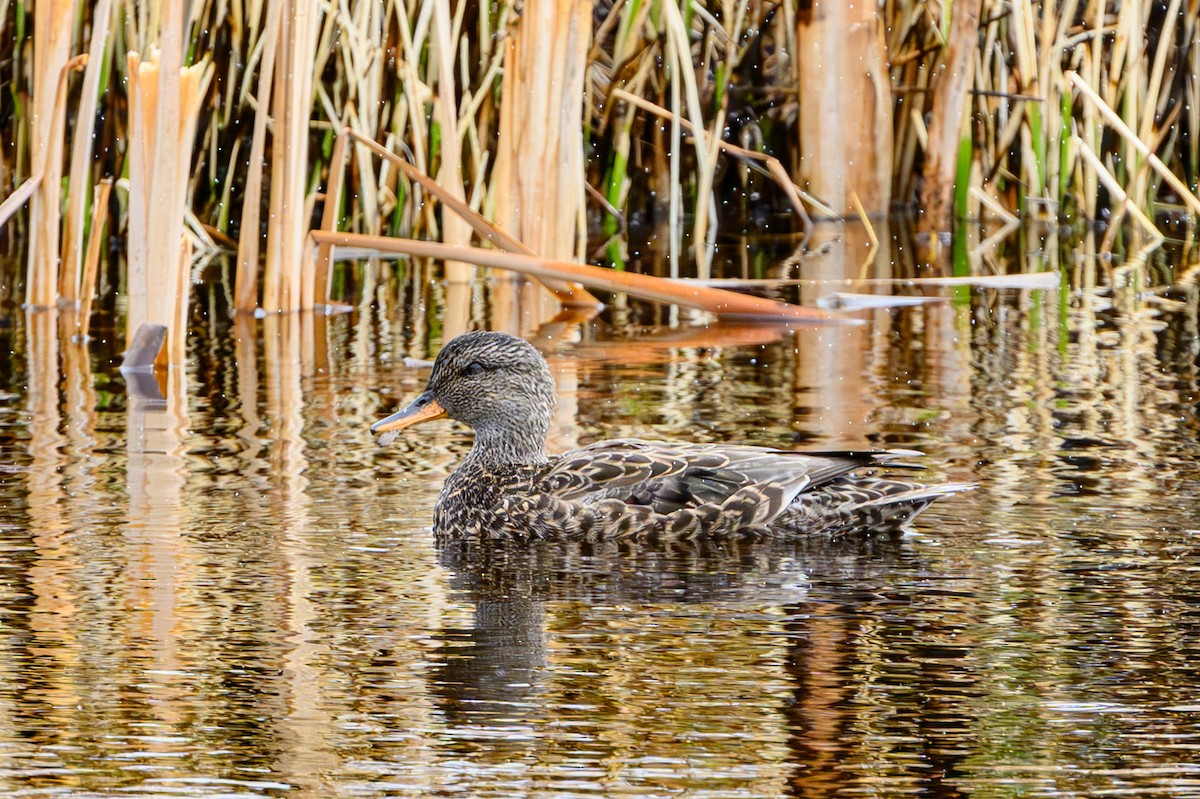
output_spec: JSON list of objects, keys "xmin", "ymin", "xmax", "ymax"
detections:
[{"xmin": 371, "ymin": 330, "xmax": 972, "ymax": 542}]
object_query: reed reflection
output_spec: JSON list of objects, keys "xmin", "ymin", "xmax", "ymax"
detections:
[
  {"xmin": 21, "ymin": 307, "xmax": 80, "ymax": 763},
  {"xmin": 0, "ymin": 227, "xmax": 1198, "ymax": 797}
]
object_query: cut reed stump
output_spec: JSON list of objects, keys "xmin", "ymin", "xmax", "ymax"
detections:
[{"xmin": 125, "ymin": 35, "xmax": 213, "ymax": 363}]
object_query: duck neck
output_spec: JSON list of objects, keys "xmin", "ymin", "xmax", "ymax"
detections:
[{"xmin": 464, "ymin": 417, "xmax": 550, "ymax": 468}]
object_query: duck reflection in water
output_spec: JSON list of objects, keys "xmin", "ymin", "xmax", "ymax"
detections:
[{"xmin": 372, "ymin": 331, "xmax": 972, "ymax": 542}]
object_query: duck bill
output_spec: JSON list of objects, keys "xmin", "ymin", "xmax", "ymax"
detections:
[{"xmin": 371, "ymin": 391, "xmax": 448, "ymax": 433}]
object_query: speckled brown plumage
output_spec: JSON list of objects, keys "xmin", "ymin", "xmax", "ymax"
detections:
[{"xmin": 372, "ymin": 331, "xmax": 972, "ymax": 542}]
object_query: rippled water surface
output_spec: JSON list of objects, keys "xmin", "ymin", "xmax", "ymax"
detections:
[{"xmin": 2, "ymin": 232, "xmax": 1200, "ymax": 798}]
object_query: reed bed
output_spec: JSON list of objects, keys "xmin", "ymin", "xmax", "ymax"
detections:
[{"xmin": 0, "ymin": 0, "xmax": 1197, "ymax": 343}]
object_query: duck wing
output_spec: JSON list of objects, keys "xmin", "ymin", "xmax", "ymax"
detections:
[{"xmin": 535, "ymin": 439, "xmax": 902, "ymax": 521}]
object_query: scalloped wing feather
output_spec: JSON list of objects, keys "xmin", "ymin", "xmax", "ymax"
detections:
[{"xmin": 533, "ymin": 439, "xmax": 868, "ymax": 516}]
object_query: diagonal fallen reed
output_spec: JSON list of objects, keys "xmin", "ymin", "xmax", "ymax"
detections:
[
  {"xmin": 306, "ymin": 231, "xmax": 845, "ymax": 323},
  {"xmin": 305, "ymin": 126, "xmax": 843, "ymax": 323}
]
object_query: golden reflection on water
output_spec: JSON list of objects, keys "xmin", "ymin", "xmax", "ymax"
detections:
[{"xmin": 1, "ymin": 233, "xmax": 1200, "ymax": 797}]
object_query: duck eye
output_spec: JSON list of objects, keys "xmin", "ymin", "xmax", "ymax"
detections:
[{"xmin": 461, "ymin": 361, "xmax": 485, "ymax": 378}]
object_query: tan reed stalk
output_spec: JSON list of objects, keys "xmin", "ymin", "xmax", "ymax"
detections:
[
  {"xmin": 306, "ymin": 231, "xmax": 843, "ymax": 322},
  {"xmin": 167, "ymin": 237, "xmax": 192, "ymax": 367},
  {"xmin": 491, "ymin": 0, "xmax": 591, "ymax": 267},
  {"xmin": 26, "ymin": 0, "xmax": 74, "ymax": 308},
  {"xmin": 1074, "ymin": 0, "xmax": 1104, "ymax": 222},
  {"xmin": 235, "ymin": 0, "xmax": 281, "ymax": 312},
  {"xmin": 145, "ymin": 6, "xmax": 185, "ymax": 337},
  {"xmin": 394, "ymin": 1, "xmax": 432, "ymax": 182},
  {"xmin": 661, "ymin": 0, "xmax": 713, "ymax": 271},
  {"xmin": 60, "ymin": 0, "xmax": 114, "ymax": 304},
  {"xmin": 667, "ymin": 32, "xmax": 683, "ymax": 278},
  {"xmin": 263, "ymin": 0, "xmax": 322, "ymax": 311},
  {"xmin": 694, "ymin": 99, "xmax": 725, "ymax": 276},
  {"xmin": 311, "ymin": 126, "xmax": 349, "ymax": 308},
  {"xmin": 1190, "ymin": 9, "xmax": 1200, "ymax": 183},
  {"xmin": 797, "ymin": 1, "xmax": 893, "ymax": 219},
  {"xmin": 1042, "ymin": 0, "xmax": 1080, "ymax": 206},
  {"xmin": 337, "ymin": 0, "xmax": 384, "ymax": 235},
  {"xmin": 1136, "ymin": 0, "xmax": 1180, "ymax": 204},
  {"xmin": 849, "ymin": 191, "xmax": 880, "ymax": 268},
  {"xmin": 917, "ymin": 0, "xmax": 982, "ymax": 230},
  {"xmin": 76, "ymin": 178, "xmax": 113, "ymax": 339},
  {"xmin": 1008, "ymin": 0, "xmax": 1042, "ymax": 197}
]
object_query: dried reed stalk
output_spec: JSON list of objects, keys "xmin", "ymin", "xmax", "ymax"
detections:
[
  {"xmin": 1074, "ymin": 135, "xmax": 1163, "ymax": 252},
  {"xmin": 263, "ymin": 0, "xmax": 322, "ymax": 311},
  {"xmin": 60, "ymin": 0, "xmax": 113, "ymax": 303},
  {"xmin": 491, "ymin": 0, "xmax": 591, "ymax": 264},
  {"xmin": 26, "ymin": 0, "xmax": 74, "ymax": 308},
  {"xmin": 234, "ymin": 0, "xmax": 281, "ymax": 312},
  {"xmin": 0, "ymin": 174, "xmax": 43, "ymax": 230},
  {"xmin": 796, "ymin": 0, "xmax": 893, "ymax": 218},
  {"xmin": 125, "ymin": 49, "xmax": 159, "ymax": 346},
  {"xmin": 311, "ymin": 126, "xmax": 349, "ymax": 308},
  {"xmin": 432, "ymin": 0, "xmax": 472, "ymax": 284},
  {"xmin": 917, "ymin": 0, "xmax": 982, "ymax": 230}
]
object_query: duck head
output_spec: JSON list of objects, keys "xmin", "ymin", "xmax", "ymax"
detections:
[{"xmin": 371, "ymin": 331, "xmax": 556, "ymax": 464}]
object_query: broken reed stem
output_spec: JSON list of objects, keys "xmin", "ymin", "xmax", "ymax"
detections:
[
  {"xmin": 125, "ymin": 39, "xmax": 213, "ymax": 360},
  {"xmin": 308, "ymin": 230, "xmax": 842, "ymax": 322},
  {"xmin": 77, "ymin": 178, "xmax": 113, "ymax": 339},
  {"xmin": 432, "ymin": 0, "xmax": 472, "ymax": 284},
  {"xmin": 1073, "ymin": 135, "xmax": 1164, "ymax": 247},
  {"xmin": 170, "ymin": 236, "xmax": 192, "ymax": 366},
  {"xmin": 969, "ymin": 185, "xmax": 1019, "ymax": 225},
  {"xmin": 311, "ymin": 124, "xmax": 349, "ymax": 308},
  {"xmin": 491, "ymin": 0, "xmax": 591, "ymax": 270},
  {"xmin": 0, "ymin": 174, "xmax": 44, "ymax": 229}
]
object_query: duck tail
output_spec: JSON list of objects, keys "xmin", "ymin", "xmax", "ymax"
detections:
[{"xmin": 782, "ymin": 479, "xmax": 975, "ymax": 537}]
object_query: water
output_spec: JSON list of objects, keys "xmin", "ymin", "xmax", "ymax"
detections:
[{"xmin": 1, "ymin": 232, "xmax": 1200, "ymax": 798}]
